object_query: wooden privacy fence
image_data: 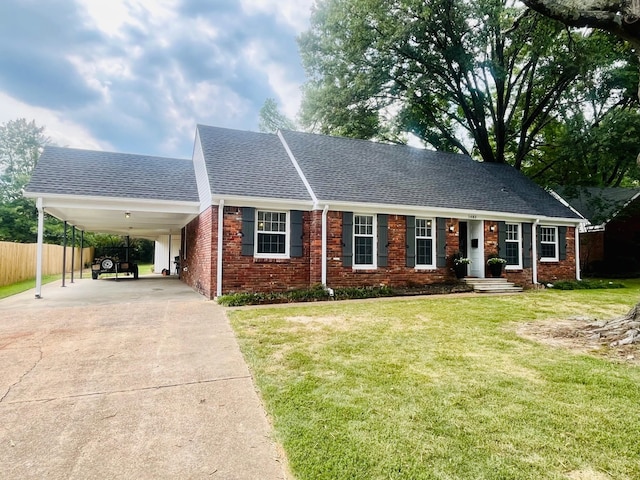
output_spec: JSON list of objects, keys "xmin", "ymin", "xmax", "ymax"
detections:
[{"xmin": 0, "ymin": 242, "xmax": 94, "ymax": 287}]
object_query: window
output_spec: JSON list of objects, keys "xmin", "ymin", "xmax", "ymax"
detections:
[
  {"xmin": 540, "ymin": 226, "xmax": 558, "ymax": 261},
  {"xmin": 354, "ymin": 215, "xmax": 375, "ymax": 267},
  {"xmin": 256, "ymin": 210, "xmax": 288, "ymax": 257},
  {"xmin": 505, "ymin": 223, "xmax": 521, "ymax": 268},
  {"xmin": 415, "ymin": 218, "xmax": 435, "ymax": 267}
]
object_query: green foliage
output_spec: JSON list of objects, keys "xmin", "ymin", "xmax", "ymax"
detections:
[
  {"xmin": 258, "ymin": 98, "xmax": 297, "ymax": 133},
  {"xmin": 299, "ymin": 0, "xmax": 625, "ymax": 169},
  {"xmin": 526, "ymin": 40, "xmax": 640, "ymax": 187},
  {"xmin": 546, "ymin": 279, "xmax": 626, "ymax": 290},
  {"xmin": 217, "ymin": 285, "xmax": 398, "ymax": 306},
  {"xmin": 0, "ymin": 118, "xmax": 48, "ymax": 202}
]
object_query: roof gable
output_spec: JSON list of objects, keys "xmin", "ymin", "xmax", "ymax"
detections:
[
  {"xmin": 25, "ymin": 146, "xmax": 199, "ymax": 202},
  {"xmin": 196, "ymin": 125, "xmax": 312, "ymax": 202},
  {"xmin": 557, "ymin": 186, "xmax": 640, "ymax": 225}
]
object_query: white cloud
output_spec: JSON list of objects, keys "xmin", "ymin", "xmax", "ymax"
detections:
[
  {"xmin": 0, "ymin": 92, "xmax": 111, "ymax": 151},
  {"xmin": 240, "ymin": 0, "xmax": 314, "ymax": 32}
]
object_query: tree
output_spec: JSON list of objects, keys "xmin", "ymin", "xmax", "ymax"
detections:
[
  {"xmin": 521, "ymin": 0, "xmax": 640, "ymax": 51},
  {"xmin": 525, "ymin": 41, "xmax": 640, "ymax": 187},
  {"xmin": 258, "ymin": 98, "xmax": 297, "ymax": 133},
  {"xmin": 0, "ymin": 119, "xmax": 48, "ymax": 202},
  {"xmin": 299, "ymin": 0, "xmax": 626, "ymax": 169},
  {"xmin": 523, "ymin": 0, "xmax": 640, "ymax": 350},
  {"xmin": 0, "ymin": 119, "xmax": 60, "ymax": 243}
]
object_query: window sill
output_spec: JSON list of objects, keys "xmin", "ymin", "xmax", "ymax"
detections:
[
  {"xmin": 415, "ymin": 266, "xmax": 436, "ymax": 271},
  {"xmin": 254, "ymin": 257, "xmax": 291, "ymax": 264},
  {"xmin": 540, "ymin": 259, "xmax": 559, "ymax": 263}
]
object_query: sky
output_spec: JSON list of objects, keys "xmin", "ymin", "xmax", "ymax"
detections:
[{"xmin": 0, "ymin": 0, "xmax": 314, "ymax": 158}]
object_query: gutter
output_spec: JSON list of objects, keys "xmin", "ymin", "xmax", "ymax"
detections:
[
  {"xmin": 216, "ymin": 199, "xmax": 224, "ymax": 298},
  {"xmin": 321, "ymin": 204, "xmax": 329, "ymax": 287}
]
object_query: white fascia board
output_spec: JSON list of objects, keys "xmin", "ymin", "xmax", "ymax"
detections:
[
  {"xmin": 192, "ymin": 128, "xmax": 213, "ymax": 213},
  {"xmin": 317, "ymin": 199, "xmax": 585, "ymax": 226},
  {"xmin": 28, "ymin": 193, "xmax": 200, "ymax": 214},
  {"xmin": 210, "ymin": 195, "xmax": 315, "ymax": 211}
]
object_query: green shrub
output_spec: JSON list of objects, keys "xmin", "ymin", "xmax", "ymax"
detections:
[{"xmin": 546, "ymin": 279, "xmax": 626, "ymax": 290}]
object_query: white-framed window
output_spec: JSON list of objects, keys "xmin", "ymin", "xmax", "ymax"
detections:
[
  {"xmin": 255, "ymin": 210, "xmax": 289, "ymax": 258},
  {"xmin": 415, "ymin": 218, "xmax": 435, "ymax": 268},
  {"xmin": 540, "ymin": 226, "xmax": 558, "ymax": 261},
  {"xmin": 505, "ymin": 223, "xmax": 521, "ymax": 269},
  {"xmin": 353, "ymin": 214, "xmax": 376, "ymax": 268}
]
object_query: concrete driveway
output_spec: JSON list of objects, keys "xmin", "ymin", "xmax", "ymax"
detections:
[{"xmin": 0, "ymin": 276, "xmax": 289, "ymax": 479}]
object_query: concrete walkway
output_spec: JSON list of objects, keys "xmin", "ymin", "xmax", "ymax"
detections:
[{"xmin": 0, "ymin": 276, "xmax": 289, "ymax": 479}]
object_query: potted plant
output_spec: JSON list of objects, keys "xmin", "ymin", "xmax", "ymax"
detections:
[
  {"xmin": 452, "ymin": 252, "xmax": 471, "ymax": 279},
  {"xmin": 487, "ymin": 255, "xmax": 507, "ymax": 277}
]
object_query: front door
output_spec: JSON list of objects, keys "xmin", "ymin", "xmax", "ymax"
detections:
[{"xmin": 467, "ymin": 220, "xmax": 485, "ymax": 278}]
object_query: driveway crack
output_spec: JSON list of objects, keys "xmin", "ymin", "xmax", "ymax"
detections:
[{"xmin": 0, "ymin": 346, "xmax": 44, "ymax": 403}]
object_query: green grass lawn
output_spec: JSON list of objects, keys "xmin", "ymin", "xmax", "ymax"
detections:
[
  {"xmin": 0, "ymin": 273, "xmax": 65, "ymax": 300},
  {"xmin": 229, "ymin": 282, "xmax": 640, "ymax": 480}
]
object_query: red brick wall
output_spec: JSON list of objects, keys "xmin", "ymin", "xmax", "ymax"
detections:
[
  {"xmin": 580, "ymin": 231, "xmax": 604, "ymax": 272},
  {"xmin": 182, "ymin": 206, "xmax": 215, "ymax": 298},
  {"xmin": 182, "ymin": 207, "xmax": 577, "ymax": 296},
  {"xmin": 220, "ymin": 206, "xmax": 311, "ymax": 294},
  {"xmin": 325, "ymin": 213, "xmax": 459, "ymax": 288},
  {"xmin": 537, "ymin": 226, "xmax": 577, "ymax": 282}
]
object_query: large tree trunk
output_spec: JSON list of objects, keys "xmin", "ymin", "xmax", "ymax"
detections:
[
  {"xmin": 522, "ymin": 0, "xmax": 640, "ymax": 51},
  {"xmin": 582, "ymin": 304, "xmax": 640, "ymax": 346}
]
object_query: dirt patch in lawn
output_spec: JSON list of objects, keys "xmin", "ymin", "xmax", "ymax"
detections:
[{"xmin": 517, "ymin": 317, "xmax": 639, "ymax": 366}]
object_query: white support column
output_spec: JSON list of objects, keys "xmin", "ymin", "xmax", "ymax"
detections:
[
  {"xmin": 35, "ymin": 198, "xmax": 44, "ymax": 299},
  {"xmin": 216, "ymin": 200, "xmax": 224, "ymax": 298},
  {"xmin": 575, "ymin": 225, "xmax": 581, "ymax": 281},
  {"xmin": 532, "ymin": 219, "xmax": 539, "ymax": 285}
]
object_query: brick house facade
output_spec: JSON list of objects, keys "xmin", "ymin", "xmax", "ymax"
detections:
[{"xmin": 24, "ymin": 126, "xmax": 583, "ymax": 300}]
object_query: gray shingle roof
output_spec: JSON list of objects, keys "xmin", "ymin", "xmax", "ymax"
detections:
[
  {"xmin": 25, "ymin": 146, "xmax": 199, "ymax": 202},
  {"xmin": 197, "ymin": 125, "xmax": 312, "ymax": 201},
  {"xmin": 556, "ymin": 186, "xmax": 640, "ymax": 224},
  {"xmin": 280, "ymin": 130, "xmax": 580, "ymax": 219}
]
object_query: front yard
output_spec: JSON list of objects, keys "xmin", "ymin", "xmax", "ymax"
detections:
[{"xmin": 228, "ymin": 283, "xmax": 640, "ymax": 480}]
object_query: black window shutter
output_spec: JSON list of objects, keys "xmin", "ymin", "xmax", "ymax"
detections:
[
  {"xmin": 436, "ymin": 217, "xmax": 446, "ymax": 268},
  {"xmin": 498, "ymin": 221, "xmax": 506, "ymax": 256},
  {"xmin": 522, "ymin": 223, "xmax": 532, "ymax": 268},
  {"xmin": 290, "ymin": 210, "xmax": 303, "ymax": 257},
  {"xmin": 342, "ymin": 212, "xmax": 353, "ymax": 267},
  {"xmin": 536, "ymin": 225, "xmax": 542, "ymax": 259},
  {"xmin": 241, "ymin": 207, "xmax": 255, "ymax": 256},
  {"xmin": 377, "ymin": 214, "xmax": 388, "ymax": 267},
  {"xmin": 558, "ymin": 226, "xmax": 567, "ymax": 260},
  {"xmin": 406, "ymin": 216, "xmax": 416, "ymax": 268}
]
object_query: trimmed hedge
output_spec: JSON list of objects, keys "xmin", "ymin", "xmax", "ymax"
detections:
[
  {"xmin": 217, "ymin": 282, "xmax": 473, "ymax": 306},
  {"xmin": 545, "ymin": 279, "xmax": 626, "ymax": 290}
]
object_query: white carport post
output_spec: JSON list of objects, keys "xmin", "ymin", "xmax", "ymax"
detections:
[{"xmin": 35, "ymin": 198, "xmax": 44, "ymax": 299}]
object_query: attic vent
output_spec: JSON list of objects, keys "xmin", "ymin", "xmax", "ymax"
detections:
[{"xmin": 501, "ymin": 187, "xmax": 508, "ymax": 193}]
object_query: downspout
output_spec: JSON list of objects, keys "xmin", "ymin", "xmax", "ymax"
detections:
[
  {"xmin": 575, "ymin": 225, "xmax": 581, "ymax": 281},
  {"xmin": 321, "ymin": 204, "xmax": 329, "ymax": 287},
  {"xmin": 532, "ymin": 219, "xmax": 539, "ymax": 285},
  {"xmin": 216, "ymin": 199, "xmax": 224, "ymax": 298},
  {"xmin": 35, "ymin": 198, "xmax": 44, "ymax": 299}
]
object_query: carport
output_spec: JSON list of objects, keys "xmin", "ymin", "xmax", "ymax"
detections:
[{"xmin": 23, "ymin": 146, "xmax": 201, "ymax": 298}]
